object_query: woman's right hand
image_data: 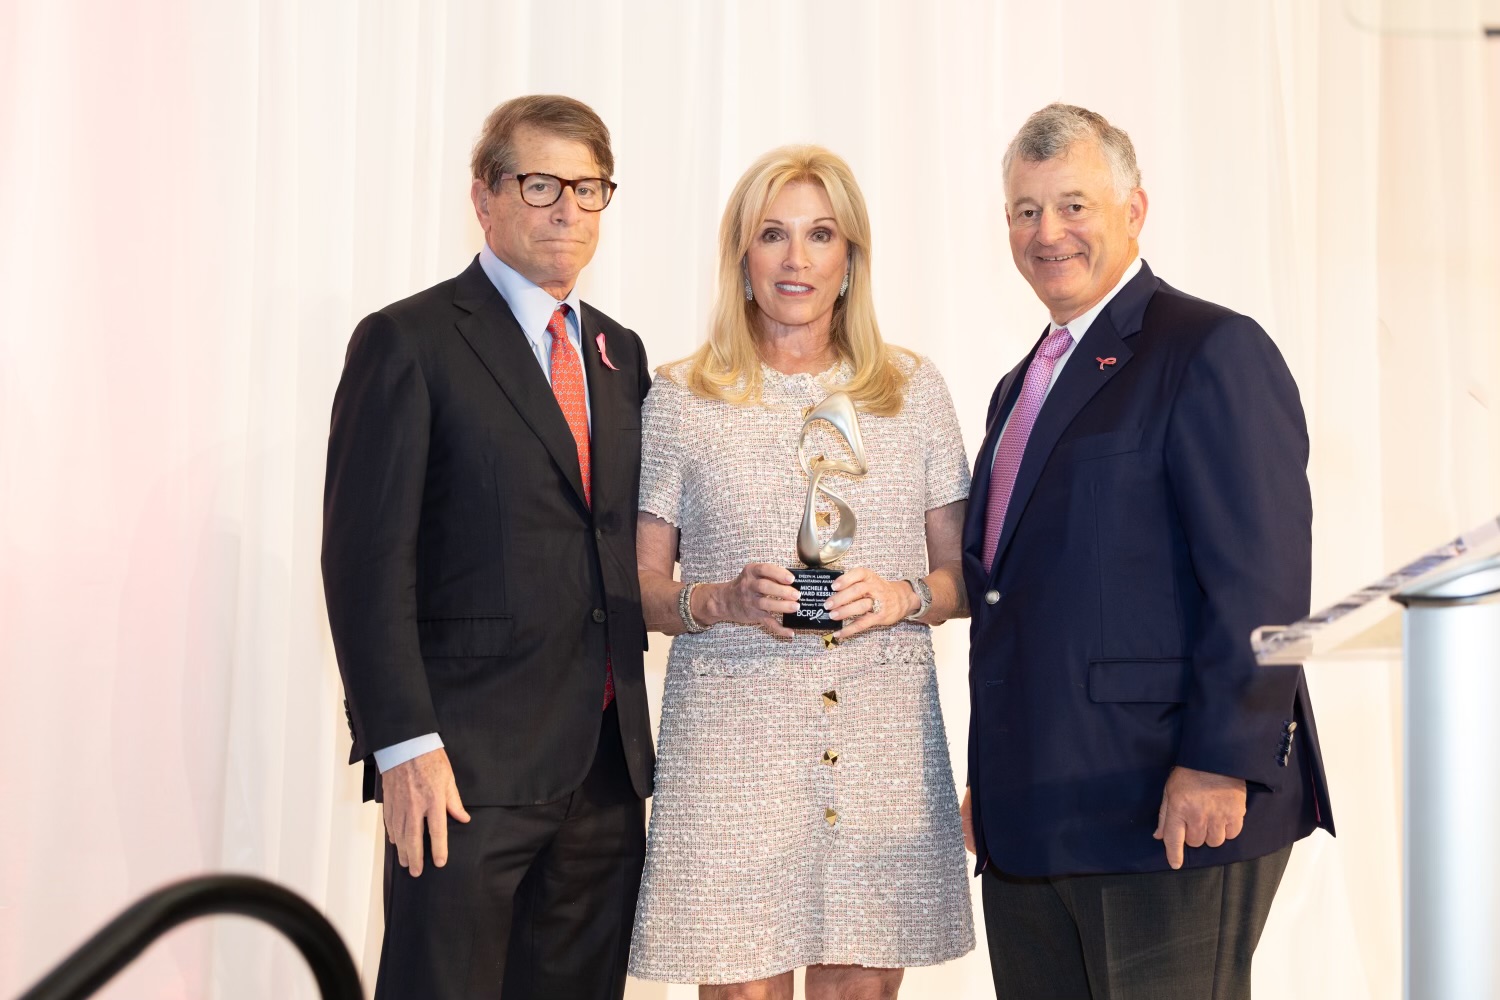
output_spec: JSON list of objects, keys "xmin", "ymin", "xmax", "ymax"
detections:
[{"xmin": 703, "ymin": 563, "xmax": 801, "ymax": 638}]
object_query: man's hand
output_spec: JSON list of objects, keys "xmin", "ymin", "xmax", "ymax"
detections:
[
  {"xmin": 960, "ymin": 787, "xmax": 975, "ymax": 855},
  {"xmin": 381, "ymin": 747, "xmax": 470, "ymax": 877},
  {"xmin": 1153, "ymin": 765, "xmax": 1246, "ymax": 870}
]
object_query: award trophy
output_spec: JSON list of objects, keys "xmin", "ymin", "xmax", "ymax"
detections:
[{"xmin": 784, "ymin": 391, "xmax": 868, "ymax": 631}]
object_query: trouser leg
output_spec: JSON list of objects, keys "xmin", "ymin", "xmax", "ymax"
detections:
[
  {"xmin": 982, "ymin": 845, "xmax": 1291, "ymax": 1000},
  {"xmin": 1057, "ymin": 845, "xmax": 1292, "ymax": 1000},
  {"xmin": 501, "ymin": 704, "xmax": 646, "ymax": 1000},
  {"xmin": 982, "ymin": 868, "xmax": 1092, "ymax": 999},
  {"xmin": 374, "ymin": 801, "xmax": 561, "ymax": 1000}
]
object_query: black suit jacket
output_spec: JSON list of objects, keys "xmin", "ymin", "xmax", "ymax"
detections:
[
  {"xmin": 322, "ymin": 257, "xmax": 654, "ymax": 806},
  {"xmin": 963, "ymin": 261, "xmax": 1334, "ymax": 877}
]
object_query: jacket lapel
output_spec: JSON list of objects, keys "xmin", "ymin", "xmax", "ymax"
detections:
[
  {"xmin": 985, "ymin": 262, "xmax": 1159, "ymax": 580},
  {"xmin": 963, "ymin": 351, "xmax": 1032, "ymax": 571},
  {"xmin": 578, "ymin": 303, "xmax": 623, "ymax": 510},
  {"xmin": 452, "ymin": 259, "xmax": 589, "ymax": 509}
]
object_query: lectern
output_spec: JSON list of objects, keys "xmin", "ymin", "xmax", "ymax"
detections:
[{"xmin": 1254, "ymin": 516, "xmax": 1500, "ymax": 1000}]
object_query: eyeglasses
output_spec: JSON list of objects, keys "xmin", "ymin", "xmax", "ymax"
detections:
[{"xmin": 500, "ymin": 173, "xmax": 617, "ymax": 211}]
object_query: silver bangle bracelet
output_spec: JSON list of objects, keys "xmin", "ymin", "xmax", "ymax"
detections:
[
  {"xmin": 902, "ymin": 576, "xmax": 933, "ymax": 621},
  {"xmin": 678, "ymin": 581, "xmax": 708, "ymax": 633}
]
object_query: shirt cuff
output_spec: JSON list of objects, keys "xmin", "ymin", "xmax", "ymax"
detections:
[{"xmin": 373, "ymin": 733, "xmax": 444, "ymax": 772}]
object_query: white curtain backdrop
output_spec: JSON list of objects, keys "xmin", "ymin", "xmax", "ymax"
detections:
[{"xmin": 3, "ymin": 1, "xmax": 1498, "ymax": 997}]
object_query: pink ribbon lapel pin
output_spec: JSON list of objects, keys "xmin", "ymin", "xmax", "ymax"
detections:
[
  {"xmin": 1096, "ymin": 356, "xmax": 1117, "ymax": 371},
  {"xmin": 596, "ymin": 333, "xmax": 619, "ymax": 371}
]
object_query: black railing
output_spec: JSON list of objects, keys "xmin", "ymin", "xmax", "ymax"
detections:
[{"xmin": 16, "ymin": 875, "xmax": 362, "ymax": 1000}]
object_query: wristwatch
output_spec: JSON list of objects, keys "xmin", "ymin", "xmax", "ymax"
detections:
[{"xmin": 902, "ymin": 577, "xmax": 932, "ymax": 621}]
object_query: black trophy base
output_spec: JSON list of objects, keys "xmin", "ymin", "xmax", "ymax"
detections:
[{"xmin": 784, "ymin": 567, "xmax": 844, "ymax": 630}]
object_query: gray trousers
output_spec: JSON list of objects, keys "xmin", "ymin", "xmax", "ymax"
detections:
[{"xmin": 982, "ymin": 844, "xmax": 1292, "ymax": 1000}]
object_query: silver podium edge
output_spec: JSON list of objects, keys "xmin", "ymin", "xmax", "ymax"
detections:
[
  {"xmin": 1393, "ymin": 554, "xmax": 1500, "ymax": 1000},
  {"xmin": 1252, "ymin": 515, "xmax": 1500, "ymax": 1000}
]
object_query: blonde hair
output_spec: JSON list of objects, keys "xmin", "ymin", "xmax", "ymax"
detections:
[{"xmin": 672, "ymin": 145, "xmax": 910, "ymax": 416}]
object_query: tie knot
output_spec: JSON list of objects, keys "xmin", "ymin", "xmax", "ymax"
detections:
[
  {"xmin": 1040, "ymin": 327, "xmax": 1073, "ymax": 360},
  {"xmin": 547, "ymin": 303, "xmax": 571, "ymax": 338}
]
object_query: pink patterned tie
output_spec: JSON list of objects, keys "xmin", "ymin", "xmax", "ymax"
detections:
[
  {"xmin": 981, "ymin": 327, "xmax": 1074, "ymax": 570},
  {"xmin": 547, "ymin": 305, "xmax": 614, "ymax": 709}
]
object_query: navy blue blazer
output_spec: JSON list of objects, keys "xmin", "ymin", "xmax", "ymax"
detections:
[{"xmin": 963, "ymin": 262, "xmax": 1335, "ymax": 877}]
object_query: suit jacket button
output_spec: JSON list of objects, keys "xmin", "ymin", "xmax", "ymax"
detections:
[
  {"xmin": 984, "ymin": 590, "xmax": 1000, "ymax": 605},
  {"xmin": 594, "ymin": 528, "xmax": 603, "ymax": 541},
  {"xmin": 592, "ymin": 608, "xmax": 607, "ymax": 623}
]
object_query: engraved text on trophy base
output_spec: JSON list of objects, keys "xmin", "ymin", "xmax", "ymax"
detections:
[{"xmin": 784, "ymin": 568, "xmax": 844, "ymax": 630}]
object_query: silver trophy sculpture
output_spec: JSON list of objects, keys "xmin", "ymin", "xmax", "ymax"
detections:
[{"xmin": 785, "ymin": 390, "xmax": 868, "ymax": 631}]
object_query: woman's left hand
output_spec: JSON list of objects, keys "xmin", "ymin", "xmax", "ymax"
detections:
[{"xmin": 824, "ymin": 567, "xmax": 918, "ymax": 641}]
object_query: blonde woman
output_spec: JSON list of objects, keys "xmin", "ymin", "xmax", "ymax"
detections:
[{"xmin": 628, "ymin": 146, "xmax": 974, "ymax": 999}]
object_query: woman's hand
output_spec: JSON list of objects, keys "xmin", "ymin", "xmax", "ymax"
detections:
[
  {"xmin": 824, "ymin": 567, "xmax": 919, "ymax": 641},
  {"xmin": 700, "ymin": 563, "xmax": 802, "ymax": 638}
]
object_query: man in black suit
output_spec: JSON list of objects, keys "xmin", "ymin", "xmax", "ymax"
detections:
[
  {"xmin": 962, "ymin": 103, "xmax": 1334, "ymax": 998},
  {"xmin": 322, "ymin": 94, "xmax": 653, "ymax": 999}
]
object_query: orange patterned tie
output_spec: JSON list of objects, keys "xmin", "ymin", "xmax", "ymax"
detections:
[
  {"xmin": 548, "ymin": 305, "xmax": 591, "ymax": 505},
  {"xmin": 546, "ymin": 304, "xmax": 614, "ymax": 708}
]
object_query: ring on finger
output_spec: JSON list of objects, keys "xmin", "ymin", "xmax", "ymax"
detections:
[{"xmin": 870, "ymin": 596, "xmax": 883, "ymax": 616}]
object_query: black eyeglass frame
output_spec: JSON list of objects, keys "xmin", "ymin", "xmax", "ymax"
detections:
[{"xmin": 500, "ymin": 172, "xmax": 618, "ymax": 211}]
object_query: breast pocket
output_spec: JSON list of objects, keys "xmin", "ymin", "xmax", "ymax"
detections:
[{"xmin": 1056, "ymin": 428, "xmax": 1143, "ymax": 464}]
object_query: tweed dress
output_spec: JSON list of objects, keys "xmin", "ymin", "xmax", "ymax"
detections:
[{"xmin": 627, "ymin": 356, "xmax": 975, "ymax": 984}]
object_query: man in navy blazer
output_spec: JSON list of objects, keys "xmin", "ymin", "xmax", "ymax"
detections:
[{"xmin": 963, "ymin": 103, "xmax": 1334, "ymax": 998}]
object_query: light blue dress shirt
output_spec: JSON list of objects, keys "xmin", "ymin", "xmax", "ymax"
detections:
[
  {"xmin": 373, "ymin": 244, "xmax": 593, "ymax": 773},
  {"xmin": 479, "ymin": 241, "xmax": 592, "ymax": 427}
]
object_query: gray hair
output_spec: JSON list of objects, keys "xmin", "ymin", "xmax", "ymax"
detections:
[{"xmin": 1002, "ymin": 103, "xmax": 1141, "ymax": 202}]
